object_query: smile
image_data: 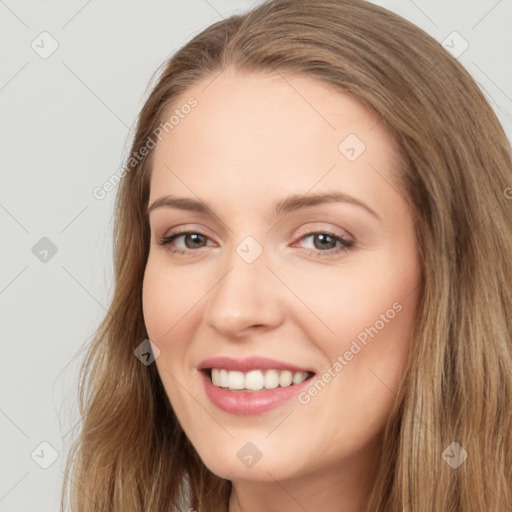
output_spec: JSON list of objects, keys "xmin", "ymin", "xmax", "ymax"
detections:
[
  {"xmin": 197, "ymin": 356, "xmax": 316, "ymax": 415},
  {"xmin": 209, "ymin": 368, "xmax": 313, "ymax": 391}
]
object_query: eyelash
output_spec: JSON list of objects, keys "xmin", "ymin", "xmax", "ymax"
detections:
[{"xmin": 157, "ymin": 229, "xmax": 354, "ymax": 257}]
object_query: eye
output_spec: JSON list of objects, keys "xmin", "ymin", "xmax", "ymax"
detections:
[
  {"xmin": 293, "ymin": 231, "xmax": 353, "ymax": 257},
  {"xmin": 157, "ymin": 229, "xmax": 354, "ymax": 257},
  {"xmin": 157, "ymin": 230, "xmax": 213, "ymax": 255}
]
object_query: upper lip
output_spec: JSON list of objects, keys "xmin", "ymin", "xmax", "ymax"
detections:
[{"xmin": 198, "ymin": 356, "xmax": 315, "ymax": 374}]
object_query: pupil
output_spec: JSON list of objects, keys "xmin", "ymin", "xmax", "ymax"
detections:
[
  {"xmin": 315, "ymin": 234, "xmax": 335, "ymax": 250},
  {"xmin": 187, "ymin": 233, "xmax": 205, "ymax": 248}
]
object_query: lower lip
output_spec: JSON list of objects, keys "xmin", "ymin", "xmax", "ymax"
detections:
[{"xmin": 199, "ymin": 370, "xmax": 314, "ymax": 415}]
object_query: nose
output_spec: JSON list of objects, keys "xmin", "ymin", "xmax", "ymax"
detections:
[{"xmin": 203, "ymin": 245, "xmax": 285, "ymax": 339}]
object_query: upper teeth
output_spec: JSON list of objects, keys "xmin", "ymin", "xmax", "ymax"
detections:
[{"xmin": 210, "ymin": 368, "xmax": 310, "ymax": 391}]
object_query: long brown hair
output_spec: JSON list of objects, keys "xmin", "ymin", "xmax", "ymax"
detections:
[{"xmin": 61, "ymin": 0, "xmax": 512, "ymax": 510}]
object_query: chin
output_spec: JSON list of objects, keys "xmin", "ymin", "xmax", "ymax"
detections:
[{"xmin": 194, "ymin": 440, "xmax": 305, "ymax": 483}]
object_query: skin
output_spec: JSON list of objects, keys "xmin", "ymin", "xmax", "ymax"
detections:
[{"xmin": 142, "ymin": 67, "xmax": 422, "ymax": 512}]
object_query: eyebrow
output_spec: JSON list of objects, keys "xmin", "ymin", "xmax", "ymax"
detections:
[{"xmin": 146, "ymin": 191, "xmax": 380, "ymax": 220}]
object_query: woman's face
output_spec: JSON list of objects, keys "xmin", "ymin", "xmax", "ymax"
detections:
[{"xmin": 142, "ymin": 68, "xmax": 422, "ymax": 484}]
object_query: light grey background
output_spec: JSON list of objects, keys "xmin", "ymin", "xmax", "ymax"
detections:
[{"xmin": 1, "ymin": 1, "xmax": 511, "ymax": 511}]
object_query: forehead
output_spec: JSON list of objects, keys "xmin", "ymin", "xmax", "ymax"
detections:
[{"xmin": 149, "ymin": 68, "xmax": 403, "ymax": 215}]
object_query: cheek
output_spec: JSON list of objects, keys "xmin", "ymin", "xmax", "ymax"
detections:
[
  {"xmin": 284, "ymin": 256, "xmax": 419, "ymax": 344},
  {"xmin": 284, "ymin": 253, "xmax": 421, "ymax": 406},
  {"xmin": 289, "ymin": 267, "xmax": 419, "ymax": 453},
  {"xmin": 142, "ymin": 261, "xmax": 203, "ymax": 417},
  {"xmin": 142, "ymin": 259, "xmax": 202, "ymax": 343}
]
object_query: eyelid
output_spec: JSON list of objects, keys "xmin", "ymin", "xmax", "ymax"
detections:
[
  {"xmin": 160, "ymin": 224, "xmax": 218, "ymax": 242},
  {"xmin": 293, "ymin": 223, "xmax": 353, "ymax": 243},
  {"xmin": 159, "ymin": 222, "xmax": 352, "ymax": 242}
]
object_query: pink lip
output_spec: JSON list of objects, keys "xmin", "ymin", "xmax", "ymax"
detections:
[
  {"xmin": 199, "ymin": 369, "xmax": 314, "ymax": 415},
  {"xmin": 197, "ymin": 356, "xmax": 313, "ymax": 373},
  {"xmin": 197, "ymin": 356, "xmax": 316, "ymax": 415}
]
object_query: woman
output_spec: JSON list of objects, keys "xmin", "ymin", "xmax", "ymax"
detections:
[{"xmin": 61, "ymin": 0, "xmax": 512, "ymax": 510}]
